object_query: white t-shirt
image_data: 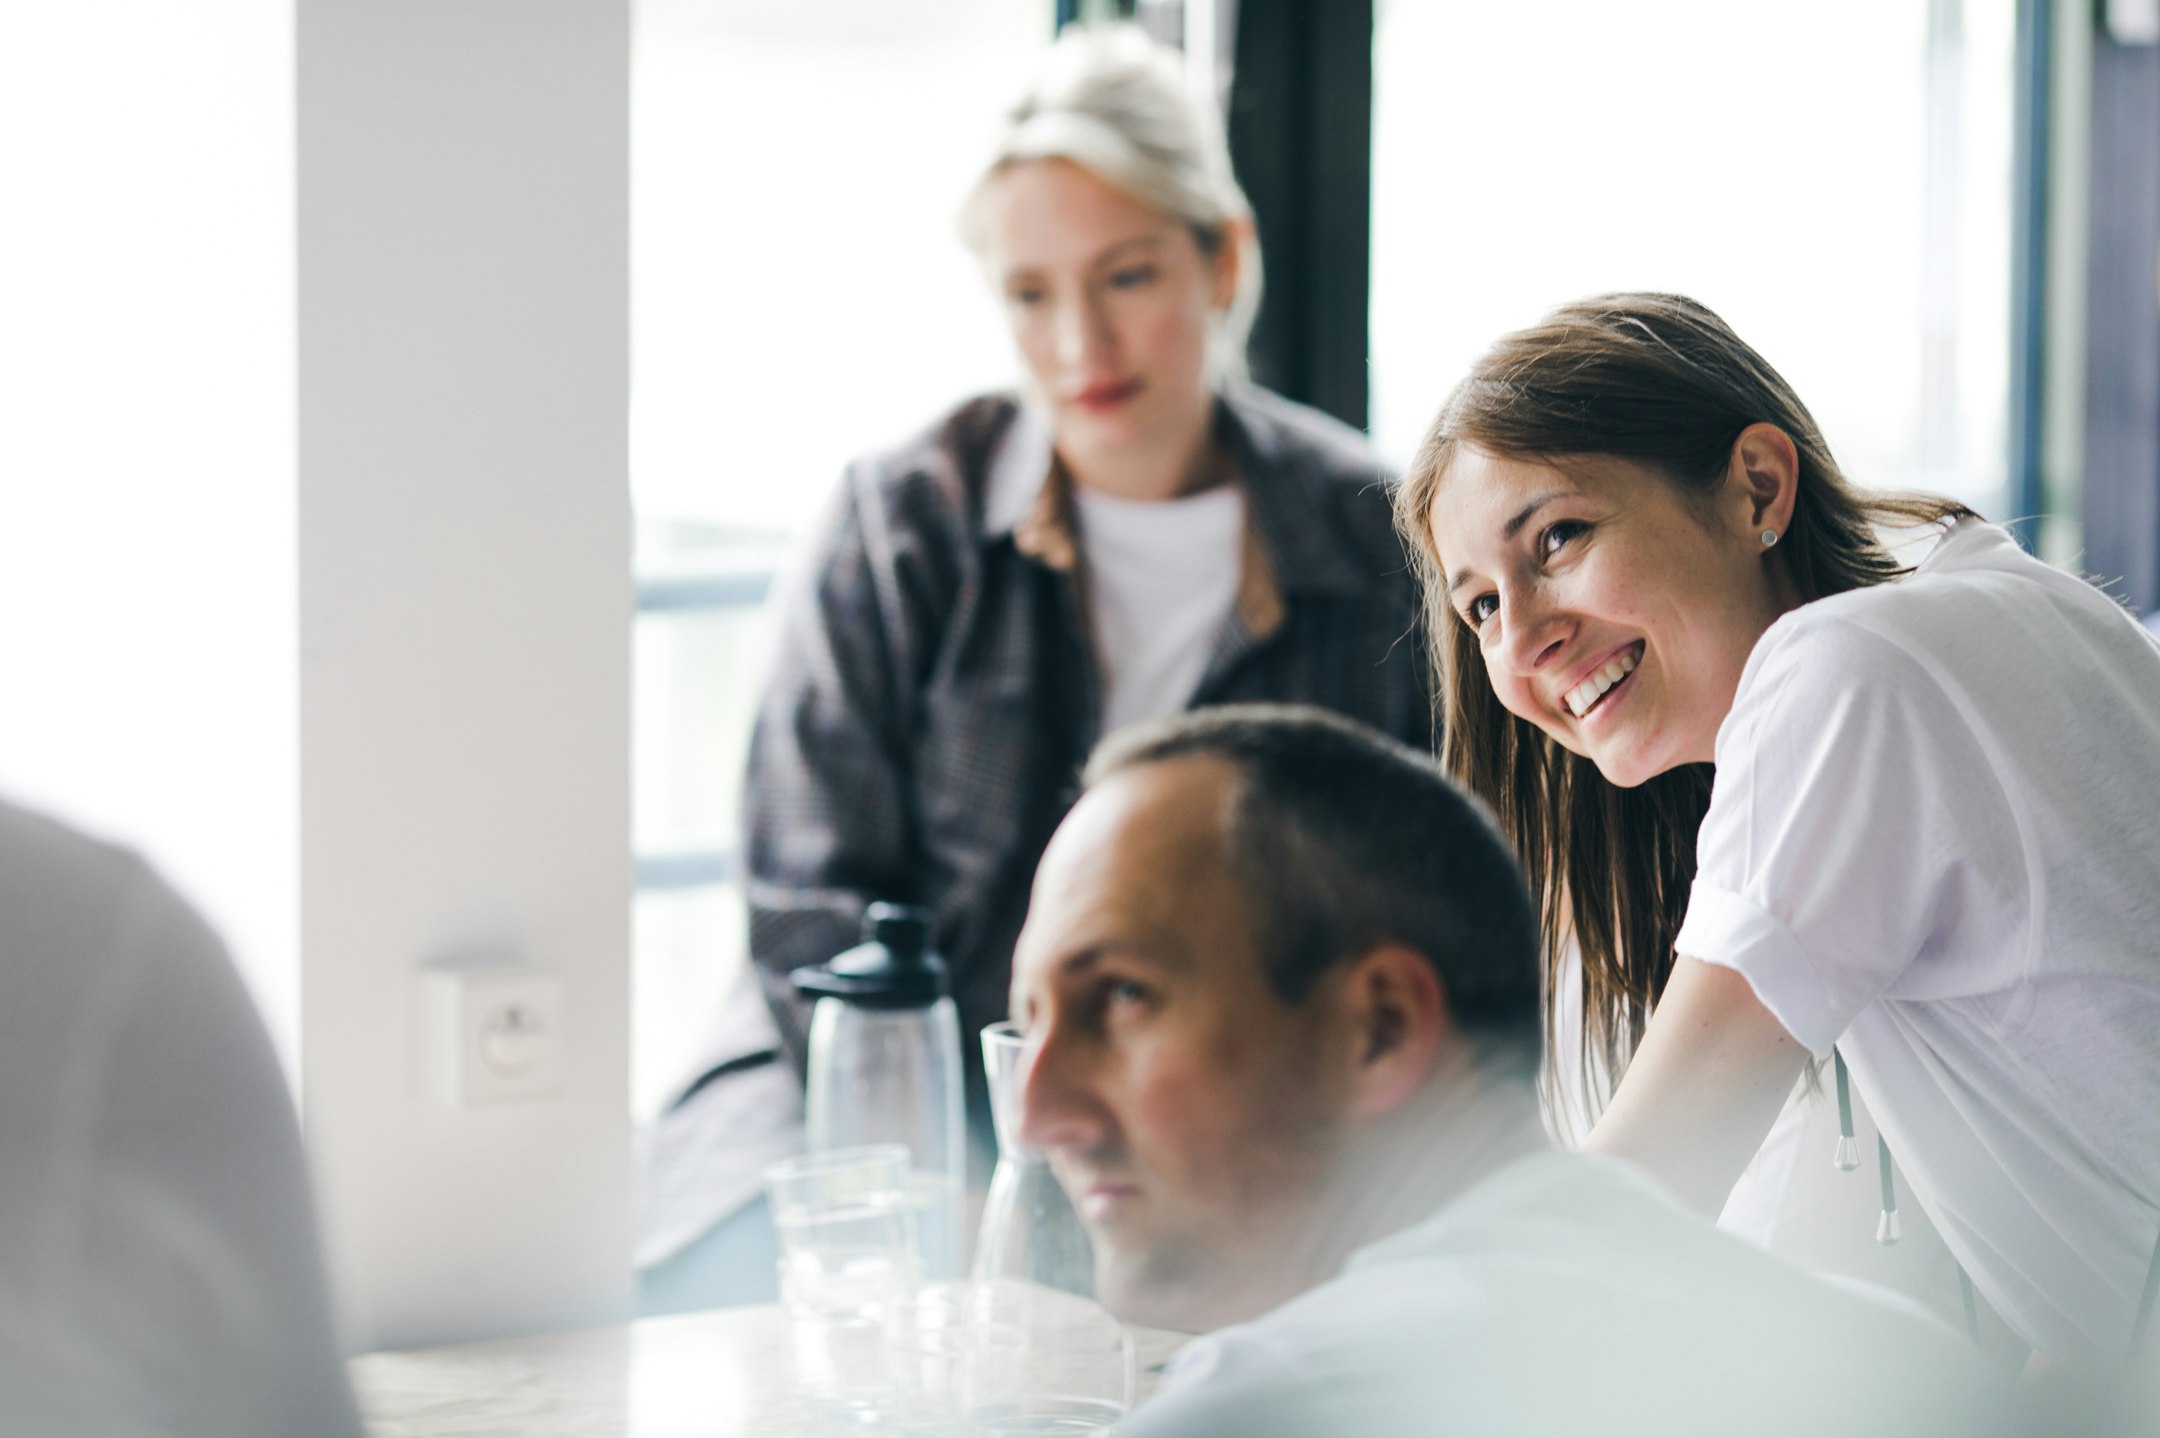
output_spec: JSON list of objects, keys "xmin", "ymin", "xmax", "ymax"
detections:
[
  {"xmin": 1122, "ymin": 1151, "xmax": 2004, "ymax": 1438},
  {"xmin": 1674, "ymin": 519, "xmax": 2160, "ymax": 1366},
  {"xmin": 0, "ymin": 800, "xmax": 363, "ymax": 1437},
  {"xmin": 1072, "ymin": 482, "xmax": 1246, "ymax": 733}
]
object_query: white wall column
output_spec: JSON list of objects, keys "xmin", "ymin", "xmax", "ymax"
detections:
[{"xmin": 298, "ymin": 0, "xmax": 633, "ymax": 1350}]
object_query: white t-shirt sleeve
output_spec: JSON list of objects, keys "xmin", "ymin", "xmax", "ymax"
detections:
[{"xmin": 1676, "ymin": 617, "xmax": 2024, "ymax": 1056}]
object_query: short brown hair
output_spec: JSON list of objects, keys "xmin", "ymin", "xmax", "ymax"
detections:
[{"xmin": 1085, "ymin": 703, "xmax": 1539, "ymax": 1052}]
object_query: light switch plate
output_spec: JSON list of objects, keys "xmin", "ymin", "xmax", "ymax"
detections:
[{"xmin": 429, "ymin": 969, "xmax": 565, "ymax": 1105}]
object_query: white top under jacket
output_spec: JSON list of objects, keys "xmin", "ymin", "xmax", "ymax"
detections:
[{"xmin": 1070, "ymin": 481, "xmax": 1247, "ymax": 734}]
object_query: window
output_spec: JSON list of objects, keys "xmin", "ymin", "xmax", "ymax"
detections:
[
  {"xmin": 0, "ymin": 1, "xmax": 296, "ymax": 1074},
  {"xmin": 1370, "ymin": 0, "xmax": 2016, "ymax": 518},
  {"xmin": 631, "ymin": 0, "xmax": 1051, "ymax": 1119}
]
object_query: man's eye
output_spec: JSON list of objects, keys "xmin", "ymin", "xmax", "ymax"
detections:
[
  {"xmin": 1008, "ymin": 287, "xmax": 1045, "ymax": 307},
  {"xmin": 1464, "ymin": 593, "xmax": 1498, "ymax": 628},
  {"xmin": 1097, "ymin": 979, "xmax": 1153, "ymax": 1020},
  {"xmin": 1540, "ymin": 519, "xmax": 1588, "ymax": 558},
  {"xmin": 1107, "ymin": 266, "xmax": 1157, "ymax": 290}
]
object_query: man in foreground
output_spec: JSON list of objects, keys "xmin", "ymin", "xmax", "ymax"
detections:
[{"xmin": 1007, "ymin": 705, "xmax": 2012, "ymax": 1436}]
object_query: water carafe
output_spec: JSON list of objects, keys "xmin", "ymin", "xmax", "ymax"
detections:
[
  {"xmin": 794, "ymin": 904, "xmax": 966, "ymax": 1280},
  {"xmin": 972, "ymin": 1020, "xmax": 1095, "ymax": 1297},
  {"xmin": 964, "ymin": 1020, "xmax": 1130, "ymax": 1431}
]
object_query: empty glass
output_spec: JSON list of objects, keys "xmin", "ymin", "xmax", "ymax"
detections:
[
  {"xmin": 955, "ymin": 1278, "xmax": 1132, "ymax": 1434},
  {"xmin": 972, "ymin": 1022, "xmax": 1095, "ymax": 1297},
  {"xmin": 878, "ymin": 1279, "xmax": 1131, "ymax": 1436}
]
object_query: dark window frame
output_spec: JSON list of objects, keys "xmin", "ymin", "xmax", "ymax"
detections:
[{"xmin": 2084, "ymin": 12, "xmax": 2160, "ymax": 613}]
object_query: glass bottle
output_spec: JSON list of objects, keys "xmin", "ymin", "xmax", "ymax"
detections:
[{"xmin": 971, "ymin": 1020, "xmax": 1095, "ymax": 1297}]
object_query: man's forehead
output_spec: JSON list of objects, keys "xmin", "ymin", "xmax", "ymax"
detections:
[
  {"xmin": 1061, "ymin": 755, "xmax": 1239, "ymax": 885},
  {"xmin": 1014, "ymin": 756, "xmax": 1243, "ymax": 978}
]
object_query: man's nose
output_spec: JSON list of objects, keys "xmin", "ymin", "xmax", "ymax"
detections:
[{"xmin": 1014, "ymin": 1027, "xmax": 1104, "ymax": 1155}]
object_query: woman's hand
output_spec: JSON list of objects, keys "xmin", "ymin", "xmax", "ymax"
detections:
[{"xmin": 1582, "ymin": 956, "xmax": 1808, "ymax": 1215}]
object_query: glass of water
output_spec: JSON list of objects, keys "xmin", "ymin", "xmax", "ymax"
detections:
[{"xmin": 765, "ymin": 1144, "xmax": 921, "ymax": 1320}]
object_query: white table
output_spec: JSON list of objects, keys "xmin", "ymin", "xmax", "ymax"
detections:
[{"xmin": 352, "ymin": 1295, "xmax": 1189, "ymax": 1437}]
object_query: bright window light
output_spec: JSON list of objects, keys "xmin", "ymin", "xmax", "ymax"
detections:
[
  {"xmin": 0, "ymin": 2, "xmax": 297, "ymax": 1076},
  {"xmin": 630, "ymin": 0, "xmax": 1049, "ymax": 1120},
  {"xmin": 1371, "ymin": 0, "xmax": 2015, "ymax": 516}
]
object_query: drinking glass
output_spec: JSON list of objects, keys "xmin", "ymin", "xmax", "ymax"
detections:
[
  {"xmin": 765, "ymin": 1144, "xmax": 920, "ymax": 1320},
  {"xmin": 880, "ymin": 1279, "xmax": 1131, "ymax": 1436}
]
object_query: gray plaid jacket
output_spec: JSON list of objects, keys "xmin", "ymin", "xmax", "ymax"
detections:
[{"xmin": 744, "ymin": 384, "xmax": 1432, "ymax": 1077}]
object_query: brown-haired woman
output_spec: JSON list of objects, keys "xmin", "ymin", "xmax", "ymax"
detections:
[{"xmin": 1397, "ymin": 292, "xmax": 2160, "ymax": 1374}]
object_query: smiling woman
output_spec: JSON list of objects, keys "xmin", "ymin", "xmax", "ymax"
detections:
[
  {"xmin": 1398, "ymin": 292, "xmax": 2160, "ymax": 1373},
  {"xmin": 1399, "ymin": 294, "xmax": 1970, "ymax": 1088}
]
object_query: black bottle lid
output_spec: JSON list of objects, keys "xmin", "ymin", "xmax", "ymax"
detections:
[{"xmin": 790, "ymin": 903, "xmax": 950, "ymax": 1010}]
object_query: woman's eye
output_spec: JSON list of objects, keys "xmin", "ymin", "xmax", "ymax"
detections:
[
  {"xmin": 1008, "ymin": 286, "xmax": 1046, "ymax": 308},
  {"xmin": 1465, "ymin": 593, "xmax": 1498, "ymax": 628},
  {"xmin": 1107, "ymin": 266, "xmax": 1157, "ymax": 290},
  {"xmin": 1539, "ymin": 520, "xmax": 1588, "ymax": 559}
]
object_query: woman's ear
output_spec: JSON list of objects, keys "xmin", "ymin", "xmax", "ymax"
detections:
[
  {"xmin": 1334, "ymin": 944, "xmax": 1450, "ymax": 1118},
  {"xmin": 1727, "ymin": 422, "xmax": 1800, "ymax": 544}
]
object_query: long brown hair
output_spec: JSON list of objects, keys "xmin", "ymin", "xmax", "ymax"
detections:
[{"xmin": 1393, "ymin": 293, "xmax": 1975, "ymax": 1106}]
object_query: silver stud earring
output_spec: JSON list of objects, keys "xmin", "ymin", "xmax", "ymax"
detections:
[{"xmin": 1761, "ymin": 529, "xmax": 1779, "ymax": 548}]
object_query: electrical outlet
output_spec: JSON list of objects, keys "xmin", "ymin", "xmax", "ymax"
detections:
[{"xmin": 429, "ymin": 969, "xmax": 564, "ymax": 1105}]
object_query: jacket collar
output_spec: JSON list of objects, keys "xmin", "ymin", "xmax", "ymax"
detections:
[{"xmin": 981, "ymin": 386, "xmax": 1374, "ymax": 610}]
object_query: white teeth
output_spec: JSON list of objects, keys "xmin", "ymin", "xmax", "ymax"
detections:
[{"xmin": 1564, "ymin": 646, "xmax": 1641, "ymax": 718}]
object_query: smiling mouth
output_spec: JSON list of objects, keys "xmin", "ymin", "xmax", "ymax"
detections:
[{"xmin": 1563, "ymin": 642, "xmax": 1643, "ymax": 719}]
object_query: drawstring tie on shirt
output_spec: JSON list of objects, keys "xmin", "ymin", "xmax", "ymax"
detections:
[
  {"xmin": 1875, "ymin": 1135, "xmax": 1902, "ymax": 1246},
  {"xmin": 1833, "ymin": 1046, "xmax": 1984, "ymax": 1344},
  {"xmin": 1831, "ymin": 1049, "xmax": 1900, "ymax": 1235},
  {"xmin": 1832, "ymin": 1049, "xmax": 1860, "ymax": 1172},
  {"xmin": 1832, "ymin": 1049, "xmax": 1899, "ymax": 1244}
]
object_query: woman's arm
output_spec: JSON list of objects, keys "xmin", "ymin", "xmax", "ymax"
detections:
[{"xmin": 1582, "ymin": 955, "xmax": 1808, "ymax": 1215}]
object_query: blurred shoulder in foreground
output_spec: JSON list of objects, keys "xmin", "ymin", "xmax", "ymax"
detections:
[{"xmin": 0, "ymin": 798, "xmax": 363, "ymax": 1437}]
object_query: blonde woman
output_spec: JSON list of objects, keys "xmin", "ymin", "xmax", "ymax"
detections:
[{"xmin": 642, "ymin": 25, "xmax": 1426, "ymax": 1311}]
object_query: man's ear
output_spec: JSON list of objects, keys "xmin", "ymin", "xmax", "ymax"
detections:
[{"xmin": 1335, "ymin": 944, "xmax": 1450, "ymax": 1117}]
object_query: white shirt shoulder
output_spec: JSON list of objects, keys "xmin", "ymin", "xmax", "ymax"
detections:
[{"xmin": 1123, "ymin": 1154, "xmax": 2005, "ymax": 1438}]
